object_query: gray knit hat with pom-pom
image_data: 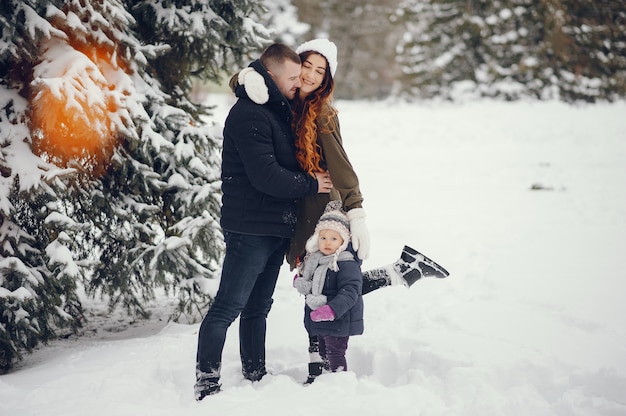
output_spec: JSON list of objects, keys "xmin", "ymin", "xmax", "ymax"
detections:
[{"xmin": 305, "ymin": 200, "xmax": 351, "ymax": 254}]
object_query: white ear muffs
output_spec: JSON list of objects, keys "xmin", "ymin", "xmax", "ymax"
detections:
[{"xmin": 238, "ymin": 67, "xmax": 269, "ymax": 105}]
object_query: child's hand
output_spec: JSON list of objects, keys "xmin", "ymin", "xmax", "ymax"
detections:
[
  {"xmin": 310, "ymin": 305, "xmax": 335, "ymax": 322},
  {"xmin": 294, "ymin": 276, "xmax": 312, "ymax": 295}
]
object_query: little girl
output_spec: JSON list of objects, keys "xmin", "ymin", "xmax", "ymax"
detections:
[{"xmin": 293, "ymin": 200, "xmax": 364, "ymax": 382}]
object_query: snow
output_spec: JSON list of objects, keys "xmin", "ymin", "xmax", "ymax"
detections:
[{"xmin": 2, "ymin": 96, "xmax": 625, "ymax": 416}]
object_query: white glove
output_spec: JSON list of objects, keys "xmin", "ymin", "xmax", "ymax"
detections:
[
  {"xmin": 347, "ymin": 208, "xmax": 369, "ymax": 260},
  {"xmin": 238, "ymin": 67, "xmax": 269, "ymax": 105}
]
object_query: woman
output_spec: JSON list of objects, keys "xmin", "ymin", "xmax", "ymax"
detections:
[
  {"xmin": 287, "ymin": 39, "xmax": 368, "ymax": 270},
  {"xmin": 237, "ymin": 39, "xmax": 449, "ymax": 382}
]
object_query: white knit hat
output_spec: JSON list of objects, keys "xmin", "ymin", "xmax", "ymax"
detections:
[
  {"xmin": 305, "ymin": 200, "xmax": 350, "ymax": 254},
  {"xmin": 296, "ymin": 38, "xmax": 338, "ymax": 78}
]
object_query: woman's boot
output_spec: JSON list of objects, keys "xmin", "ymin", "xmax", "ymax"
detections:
[
  {"xmin": 362, "ymin": 245, "xmax": 449, "ymax": 294},
  {"xmin": 397, "ymin": 245, "xmax": 449, "ymax": 285}
]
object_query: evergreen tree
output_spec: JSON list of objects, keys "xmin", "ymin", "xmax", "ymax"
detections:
[
  {"xmin": 395, "ymin": 0, "xmax": 487, "ymax": 99},
  {"xmin": 1, "ymin": 0, "xmax": 85, "ymax": 375},
  {"xmin": 557, "ymin": 0, "xmax": 626, "ymax": 102},
  {"xmin": 1, "ymin": 0, "xmax": 270, "ymax": 372},
  {"xmin": 259, "ymin": 0, "xmax": 309, "ymax": 45},
  {"xmin": 396, "ymin": 0, "xmax": 626, "ymax": 102}
]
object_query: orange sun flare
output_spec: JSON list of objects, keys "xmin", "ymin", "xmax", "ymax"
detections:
[{"xmin": 30, "ymin": 42, "xmax": 123, "ymax": 176}]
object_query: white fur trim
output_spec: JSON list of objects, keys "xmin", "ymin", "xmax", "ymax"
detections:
[
  {"xmin": 237, "ymin": 67, "xmax": 254, "ymax": 85},
  {"xmin": 387, "ymin": 265, "xmax": 408, "ymax": 287},
  {"xmin": 239, "ymin": 67, "xmax": 269, "ymax": 104},
  {"xmin": 305, "ymin": 233, "xmax": 319, "ymax": 253},
  {"xmin": 309, "ymin": 351, "xmax": 322, "ymax": 362}
]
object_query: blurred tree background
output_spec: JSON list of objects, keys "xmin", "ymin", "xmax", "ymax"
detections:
[{"xmin": 289, "ymin": 0, "xmax": 625, "ymax": 102}]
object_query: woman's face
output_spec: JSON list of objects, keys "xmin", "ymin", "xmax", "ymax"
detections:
[{"xmin": 298, "ymin": 53, "xmax": 328, "ymax": 99}]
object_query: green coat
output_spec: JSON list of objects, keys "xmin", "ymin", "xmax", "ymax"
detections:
[{"xmin": 286, "ymin": 104, "xmax": 364, "ymax": 269}]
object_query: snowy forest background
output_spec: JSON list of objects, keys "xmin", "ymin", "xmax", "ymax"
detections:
[{"xmin": 1, "ymin": 0, "xmax": 625, "ymax": 373}]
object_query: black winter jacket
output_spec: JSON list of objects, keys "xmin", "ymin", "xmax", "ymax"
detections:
[{"xmin": 220, "ymin": 60, "xmax": 319, "ymax": 238}]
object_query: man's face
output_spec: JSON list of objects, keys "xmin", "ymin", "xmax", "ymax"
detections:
[{"xmin": 268, "ymin": 60, "xmax": 302, "ymax": 100}]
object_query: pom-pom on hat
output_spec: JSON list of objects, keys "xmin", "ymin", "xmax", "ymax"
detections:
[
  {"xmin": 296, "ymin": 38, "xmax": 338, "ymax": 78},
  {"xmin": 305, "ymin": 200, "xmax": 351, "ymax": 254}
]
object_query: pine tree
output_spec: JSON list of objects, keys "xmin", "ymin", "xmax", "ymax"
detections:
[
  {"xmin": 259, "ymin": 0, "xmax": 309, "ymax": 45},
  {"xmin": 556, "ymin": 0, "xmax": 626, "ymax": 102},
  {"xmin": 395, "ymin": 0, "xmax": 484, "ymax": 100},
  {"xmin": 1, "ymin": 0, "xmax": 85, "ymax": 375},
  {"xmin": 1, "ymin": 0, "xmax": 270, "ymax": 371},
  {"xmin": 396, "ymin": 0, "xmax": 626, "ymax": 102}
]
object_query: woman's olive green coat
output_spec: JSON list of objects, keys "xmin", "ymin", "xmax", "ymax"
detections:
[{"xmin": 286, "ymin": 104, "xmax": 364, "ymax": 269}]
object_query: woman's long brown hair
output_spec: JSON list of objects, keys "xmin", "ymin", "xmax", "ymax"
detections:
[{"xmin": 291, "ymin": 51, "xmax": 337, "ymax": 175}]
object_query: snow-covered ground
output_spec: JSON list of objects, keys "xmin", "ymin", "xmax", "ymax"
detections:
[{"xmin": 2, "ymin": 97, "xmax": 625, "ymax": 416}]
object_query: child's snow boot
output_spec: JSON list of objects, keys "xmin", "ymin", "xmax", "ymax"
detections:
[
  {"xmin": 305, "ymin": 362, "xmax": 324, "ymax": 384},
  {"xmin": 305, "ymin": 335, "xmax": 328, "ymax": 384}
]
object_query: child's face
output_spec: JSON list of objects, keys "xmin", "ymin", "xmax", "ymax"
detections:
[{"xmin": 318, "ymin": 229, "xmax": 344, "ymax": 256}]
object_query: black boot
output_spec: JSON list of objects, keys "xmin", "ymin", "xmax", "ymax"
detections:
[
  {"xmin": 195, "ymin": 368, "xmax": 221, "ymax": 400},
  {"xmin": 361, "ymin": 246, "xmax": 450, "ymax": 294},
  {"xmin": 397, "ymin": 245, "xmax": 450, "ymax": 286},
  {"xmin": 195, "ymin": 382, "xmax": 220, "ymax": 400},
  {"xmin": 305, "ymin": 362, "xmax": 324, "ymax": 384},
  {"xmin": 305, "ymin": 335, "xmax": 324, "ymax": 383},
  {"xmin": 361, "ymin": 267, "xmax": 393, "ymax": 295}
]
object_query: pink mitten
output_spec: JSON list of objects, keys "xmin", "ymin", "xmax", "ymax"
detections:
[{"xmin": 310, "ymin": 305, "xmax": 335, "ymax": 322}]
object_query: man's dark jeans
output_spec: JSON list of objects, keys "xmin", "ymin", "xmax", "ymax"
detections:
[{"xmin": 196, "ymin": 231, "xmax": 289, "ymax": 382}]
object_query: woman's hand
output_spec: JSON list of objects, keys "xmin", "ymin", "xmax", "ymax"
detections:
[
  {"xmin": 314, "ymin": 171, "xmax": 333, "ymax": 193},
  {"xmin": 347, "ymin": 208, "xmax": 369, "ymax": 259}
]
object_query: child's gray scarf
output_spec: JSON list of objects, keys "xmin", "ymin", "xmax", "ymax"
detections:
[{"xmin": 300, "ymin": 250, "xmax": 354, "ymax": 310}]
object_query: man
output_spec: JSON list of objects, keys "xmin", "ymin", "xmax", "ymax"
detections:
[{"xmin": 194, "ymin": 43, "xmax": 332, "ymax": 400}]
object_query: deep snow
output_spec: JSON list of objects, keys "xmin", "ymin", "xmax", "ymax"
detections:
[{"xmin": 1, "ymin": 96, "xmax": 625, "ymax": 416}]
